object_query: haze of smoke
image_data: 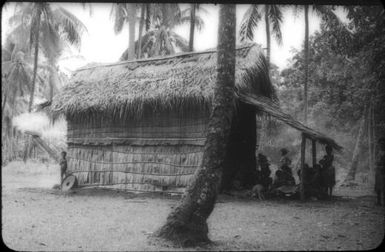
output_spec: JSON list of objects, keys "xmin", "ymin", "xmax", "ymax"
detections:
[
  {"xmin": 12, "ymin": 112, "xmax": 67, "ymax": 151},
  {"xmin": 12, "ymin": 112, "xmax": 50, "ymax": 134}
]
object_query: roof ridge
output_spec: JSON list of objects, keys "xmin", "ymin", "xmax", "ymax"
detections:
[{"xmin": 76, "ymin": 43, "xmax": 257, "ymax": 72}]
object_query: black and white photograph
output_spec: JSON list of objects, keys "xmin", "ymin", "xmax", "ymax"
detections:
[{"xmin": 1, "ymin": 1, "xmax": 384, "ymax": 251}]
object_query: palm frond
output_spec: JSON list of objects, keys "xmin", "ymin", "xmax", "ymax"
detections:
[
  {"xmin": 40, "ymin": 21, "xmax": 62, "ymax": 61},
  {"xmin": 159, "ymin": 3, "xmax": 181, "ymax": 28},
  {"xmin": 268, "ymin": 5, "xmax": 283, "ymax": 45},
  {"xmin": 52, "ymin": 7, "xmax": 87, "ymax": 49},
  {"xmin": 169, "ymin": 31, "xmax": 189, "ymax": 52},
  {"xmin": 240, "ymin": 5, "xmax": 261, "ymax": 42},
  {"xmin": 29, "ymin": 6, "xmax": 42, "ymax": 51},
  {"xmin": 18, "ymin": 63, "xmax": 33, "ymax": 94},
  {"xmin": 179, "ymin": 15, "xmax": 205, "ymax": 31},
  {"xmin": 291, "ymin": 5, "xmax": 302, "ymax": 19},
  {"xmin": 112, "ymin": 4, "xmax": 126, "ymax": 34},
  {"xmin": 195, "ymin": 5, "xmax": 209, "ymax": 15},
  {"xmin": 313, "ymin": 5, "xmax": 341, "ymax": 28}
]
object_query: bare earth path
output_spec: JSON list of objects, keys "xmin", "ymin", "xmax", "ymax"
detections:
[{"xmin": 2, "ymin": 161, "xmax": 384, "ymax": 251}]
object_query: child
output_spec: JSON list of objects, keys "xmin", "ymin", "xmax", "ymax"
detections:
[{"xmin": 60, "ymin": 151, "xmax": 68, "ymax": 184}]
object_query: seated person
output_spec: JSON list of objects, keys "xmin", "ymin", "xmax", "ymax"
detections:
[
  {"xmin": 279, "ymin": 148, "xmax": 295, "ymax": 186},
  {"xmin": 257, "ymin": 153, "xmax": 273, "ymax": 190}
]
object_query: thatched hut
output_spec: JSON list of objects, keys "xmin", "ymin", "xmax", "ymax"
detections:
[{"xmin": 51, "ymin": 43, "xmax": 276, "ymax": 193}]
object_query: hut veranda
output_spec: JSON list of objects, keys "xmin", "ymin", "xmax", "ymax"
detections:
[{"xmin": 51, "ymin": 43, "xmax": 276, "ymax": 193}]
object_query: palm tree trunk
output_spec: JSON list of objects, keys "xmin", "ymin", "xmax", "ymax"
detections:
[
  {"xmin": 189, "ymin": 4, "xmax": 196, "ymax": 52},
  {"xmin": 145, "ymin": 4, "xmax": 151, "ymax": 32},
  {"xmin": 24, "ymin": 7, "xmax": 42, "ymax": 163},
  {"xmin": 265, "ymin": 5, "xmax": 271, "ymax": 67},
  {"xmin": 344, "ymin": 107, "xmax": 367, "ymax": 182},
  {"xmin": 138, "ymin": 4, "xmax": 145, "ymax": 59},
  {"xmin": 28, "ymin": 11, "xmax": 42, "ymax": 112},
  {"xmin": 126, "ymin": 4, "xmax": 136, "ymax": 60},
  {"xmin": 155, "ymin": 4, "xmax": 236, "ymax": 246},
  {"xmin": 304, "ymin": 5, "xmax": 309, "ymax": 125}
]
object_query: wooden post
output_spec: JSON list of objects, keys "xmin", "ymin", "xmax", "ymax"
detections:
[
  {"xmin": 312, "ymin": 140, "xmax": 316, "ymax": 168},
  {"xmin": 300, "ymin": 133, "xmax": 306, "ymax": 201}
]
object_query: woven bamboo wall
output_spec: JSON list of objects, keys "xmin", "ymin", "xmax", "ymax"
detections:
[{"xmin": 66, "ymin": 109, "xmax": 209, "ymax": 192}]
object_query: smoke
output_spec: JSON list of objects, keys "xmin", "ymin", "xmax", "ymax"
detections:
[
  {"xmin": 12, "ymin": 112, "xmax": 50, "ymax": 134},
  {"xmin": 12, "ymin": 112, "xmax": 67, "ymax": 150}
]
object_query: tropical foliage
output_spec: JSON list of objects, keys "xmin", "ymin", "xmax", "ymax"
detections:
[
  {"xmin": 119, "ymin": 4, "xmax": 206, "ymax": 60},
  {"xmin": 269, "ymin": 5, "xmax": 385, "ymax": 177},
  {"xmin": 1, "ymin": 2, "xmax": 87, "ymax": 163},
  {"xmin": 240, "ymin": 4, "xmax": 284, "ymax": 64}
]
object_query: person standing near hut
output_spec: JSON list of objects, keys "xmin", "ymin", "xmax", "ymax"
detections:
[
  {"xmin": 319, "ymin": 145, "xmax": 335, "ymax": 199},
  {"xmin": 375, "ymin": 137, "xmax": 385, "ymax": 206},
  {"xmin": 60, "ymin": 151, "xmax": 68, "ymax": 185}
]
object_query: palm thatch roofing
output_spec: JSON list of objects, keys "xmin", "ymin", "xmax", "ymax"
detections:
[
  {"xmin": 50, "ymin": 43, "xmax": 275, "ymax": 119},
  {"xmin": 238, "ymin": 92, "xmax": 343, "ymax": 151}
]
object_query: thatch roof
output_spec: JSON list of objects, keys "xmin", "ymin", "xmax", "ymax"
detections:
[
  {"xmin": 238, "ymin": 92, "xmax": 343, "ymax": 151},
  {"xmin": 50, "ymin": 43, "xmax": 275, "ymax": 119}
]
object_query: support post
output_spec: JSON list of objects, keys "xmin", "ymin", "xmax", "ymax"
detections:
[
  {"xmin": 312, "ymin": 140, "xmax": 317, "ymax": 168},
  {"xmin": 300, "ymin": 133, "xmax": 306, "ymax": 201}
]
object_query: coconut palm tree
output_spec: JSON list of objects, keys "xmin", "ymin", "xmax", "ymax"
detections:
[
  {"xmin": 9, "ymin": 3, "xmax": 87, "ymax": 162},
  {"xmin": 240, "ymin": 5, "xmax": 283, "ymax": 150},
  {"xmin": 188, "ymin": 4, "xmax": 196, "ymax": 52},
  {"xmin": 1, "ymin": 51, "xmax": 33, "ymax": 120},
  {"xmin": 10, "ymin": 2, "xmax": 87, "ymax": 110},
  {"xmin": 293, "ymin": 5, "xmax": 340, "ymax": 124},
  {"xmin": 120, "ymin": 4, "xmax": 191, "ymax": 60},
  {"xmin": 155, "ymin": 4, "xmax": 237, "ymax": 246},
  {"xmin": 240, "ymin": 4, "xmax": 284, "ymax": 66},
  {"xmin": 120, "ymin": 4, "xmax": 204, "ymax": 60},
  {"xmin": 183, "ymin": 4, "xmax": 206, "ymax": 52},
  {"xmin": 137, "ymin": 4, "xmax": 146, "ymax": 59},
  {"xmin": 110, "ymin": 3, "xmax": 138, "ymax": 60}
]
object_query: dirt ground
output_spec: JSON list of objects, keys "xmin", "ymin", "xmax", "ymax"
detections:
[{"xmin": 2, "ymin": 161, "xmax": 384, "ymax": 251}]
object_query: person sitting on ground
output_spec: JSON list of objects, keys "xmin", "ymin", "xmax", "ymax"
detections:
[
  {"xmin": 258, "ymin": 153, "xmax": 273, "ymax": 191},
  {"xmin": 375, "ymin": 137, "xmax": 385, "ymax": 206},
  {"xmin": 60, "ymin": 151, "xmax": 68, "ymax": 184},
  {"xmin": 279, "ymin": 148, "xmax": 295, "ymax": 186},
  {"xmin": 319, "ymin": 145, "xmax": 335, "ymax": 199}
]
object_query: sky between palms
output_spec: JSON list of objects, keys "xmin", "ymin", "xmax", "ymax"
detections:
[{"xmin": 1, "ymin": 3, "xmax": 348, "ymax": 74}]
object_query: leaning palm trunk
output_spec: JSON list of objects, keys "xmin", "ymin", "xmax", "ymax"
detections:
[
  {"xmin": 155, "ymin": 4, "xmax": 236, "ymax": 246},
  {"xmin": 24, "ymin": 8, "xmax": 42, "ymax": 162},
  {"xmin": 344, "ymin": 108, "xmax": 367, "ymax": 182},
  {"xmin": 28, "ymin": 11, "xmax": 41, "ymax": 112}
]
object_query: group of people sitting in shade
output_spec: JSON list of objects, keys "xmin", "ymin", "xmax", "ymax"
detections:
[{"xmin": 253, "ymin": 145, "xmax": 336, "ymax": 200}]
